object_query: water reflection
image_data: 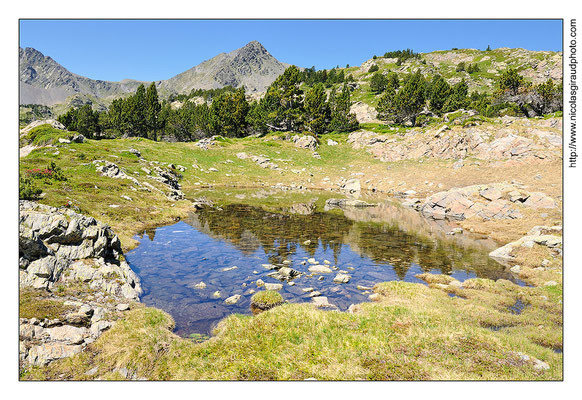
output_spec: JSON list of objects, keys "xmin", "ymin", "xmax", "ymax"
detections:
[{"xmin": 126, "ymin": 203, "xmax": 513, "ymax": 337}]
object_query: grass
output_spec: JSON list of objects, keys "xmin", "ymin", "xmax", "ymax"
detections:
[
  {"xmin": 250, "ymin": 290, "xmax": 284, "ymax": 313},
  {"xmin": 19, "ymin": 288, "xmax": 76, "ymax": 320},
  {"xmin": 22, "ymin": 277, "xmax": 562, "ymax": 381},
  {"xmin": 19, "ymin": 116, "xmax": 562, "ymax": 249},
  {"xmin": 20, "ymin": 124, "xmax": 76, "ymax": 147}
]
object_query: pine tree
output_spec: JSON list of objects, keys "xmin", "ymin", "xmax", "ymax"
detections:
[
  {"xmin": 387, "ymin": 72, "xmax": 400, "ymax": 91},
  {"xmin": 443, "ymin": 79, "xmax": 469, "ymax": 112},
  {"xmin": 262, "ymin": 66, "xmax": 304, "ymax": 131},
  {"xmin": 428, "ymin": 75, "xmax": 452, "ymax": 115},
  {"xmin": 130, "ymin": 84, "xmax": 147, "ymax": 137},
  {"xmin": 329, "ymin": 84, "xmax": 359, "ymax": 132},
  {"xmin": 304, "ymin": 83, "xmax": 329, "ymax": 135},
  {"xmin": 498, "ymin": 68, "xmax": 524, "ymax": 95},
  {"xmin": 145, "ymin": 82, "xmax": 161, "ymax": 141},
  {"xmin": 376, "ymin": 71, "xmax": 426, "ymax": 126},
  {"xmin": 210, "ymin": 88, "xmax": 249, "ymax": 137},
  {"xmin": 369, "ymin": 71, "xmax": 388, "ymax": 94}
]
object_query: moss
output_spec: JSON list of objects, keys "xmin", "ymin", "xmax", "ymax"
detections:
[
  {"xmin": 250, "ymin": 290, "xmax": 284, "ymax": 312},
  {"xmin": 19, "ymin": 288, "xmax": 75, "ymax": 320}
]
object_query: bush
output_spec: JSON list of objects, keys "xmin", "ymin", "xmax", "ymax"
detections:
[
  {"xmin": 24, "ymin": 162, "xmax": 66, "ymax": 182},
  {"xmin": 19, "ymin": 177, "xmax": 42, "ymax": 200},
  {"xmin": 368, "ymin": 64, "xmax": 379, "ymax": 73}
]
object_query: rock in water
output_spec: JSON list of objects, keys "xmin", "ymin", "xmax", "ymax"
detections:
[
  {"xmin": 333, "ymin": 273, "xmax": 351, "ymax": 283},
  {"xmin": 264, "ymin": 283, "xmax": 283, "ymax": 291},
  {"xmin": 308, "ymin": 265, "xmax": 332, "ymax": 274},
  {"xmin": 225, "ymin": 295, "xmax": 241, "ymax": 305}
]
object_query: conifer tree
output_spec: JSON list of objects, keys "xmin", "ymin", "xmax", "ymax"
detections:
[
  {"xmin": 145, "ymin": 82, "xmax": 161, "ymax": 141},
  {"xmin": 304, "ymin": 83, "xmax": 329, "ymax": 135},
  {"xmin": 428, "ymin": 74, "xmax": 452, "ymax": 115}
]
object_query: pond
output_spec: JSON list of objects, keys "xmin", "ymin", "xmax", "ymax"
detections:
[{"xmin": 126, "ymin": 200, "xmax": 518, "ymax": 337}]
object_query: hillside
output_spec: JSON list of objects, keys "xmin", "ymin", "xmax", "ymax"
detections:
[{"xmin": 347, "ymin": 47, "xmax": 562, "ymax": 112}]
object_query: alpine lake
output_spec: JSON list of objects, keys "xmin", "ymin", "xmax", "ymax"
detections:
[{"xmin": 125, "ymin": 190, "xmax": 522, "ymax": 338}]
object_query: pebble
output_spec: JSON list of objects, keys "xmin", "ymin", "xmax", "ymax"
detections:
[{"xmin": 212, "ymin": 291, "xmax": 221, "ymax": 298}]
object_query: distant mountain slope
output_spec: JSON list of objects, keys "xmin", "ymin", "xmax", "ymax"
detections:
[
  {"xmin": 19, "ymin": 47, "xmax": 145, "ymax": 105},
  {"xmin": 159, "ymin": 41, "xmax": 290, "ymax": 94},
  {"xmin": 348, "ymin": 47, "xmax": 562, "ymax": 108},
  {"xmin": 19, "ymin": 41, "xmax": 289, "ymax": 106}
]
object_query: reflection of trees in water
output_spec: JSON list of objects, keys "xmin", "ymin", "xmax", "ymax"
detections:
[
  {"xmin": 352, "ymin": 222, "xmax": 500, "ymax": 278},
  {"xmin": 182, "ymin": 204, "xmax": 502, "ymax": 279},
  {"xmin": 188, "ymin": 205, "xmax": 352, "ymax": 261},
  {"xmin": 137, "ymin": 228, "xmax": 157, "ymax": 242}
]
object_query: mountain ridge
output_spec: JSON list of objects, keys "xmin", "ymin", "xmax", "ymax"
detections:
[{"xmin": 19, "ymin": 41, "xmax": 289, "ymax": 106}]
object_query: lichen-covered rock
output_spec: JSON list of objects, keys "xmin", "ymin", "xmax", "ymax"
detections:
[
  {"xmin": 292, "ymin": 134, "xmax": 318, "ymax": 151},
  {"xmin": 19, "ymin": 200, "xmax": 141, "ymax": 299},
  {"xmin": 418, "ymin": 184, "xmax": 555, "ymax": 221}
]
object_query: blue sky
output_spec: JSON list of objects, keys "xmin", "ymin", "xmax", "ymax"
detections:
[{"xmin": 19, "ymin": 19, "xmax": 563, "ymax": 82}]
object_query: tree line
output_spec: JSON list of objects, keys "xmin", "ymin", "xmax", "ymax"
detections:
[{"xmin": 57, "ymin": 66, "xmax": 360, "ymax": 140}]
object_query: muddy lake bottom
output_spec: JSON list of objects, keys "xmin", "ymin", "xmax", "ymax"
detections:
[{"xmin": 126, "ymin": 203, "xmax": 523, "ymax": 337}]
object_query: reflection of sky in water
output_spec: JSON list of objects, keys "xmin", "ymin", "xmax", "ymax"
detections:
[{"xmin": 126, "ymin": 206, "xmax": 514, "ymax": 337}]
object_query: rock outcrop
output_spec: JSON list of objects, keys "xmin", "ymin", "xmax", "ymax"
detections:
[
  {"xmin": 412, "ymin": 183, "xmax": 557, "ymax": 221},
  {"xmin": 19, "ymin": 201, "xmax": 141, "ymax": 297},
  {"xmin": 347, "ymin": 118, "xmax": 562, "ymax": 162},
  {"xmin": 19, "ymin": 201, "xmax": 142, "ymax": 367},
  {"xmin": 489, "ymin": 225, "xmax": 563, "ymax": 261}
]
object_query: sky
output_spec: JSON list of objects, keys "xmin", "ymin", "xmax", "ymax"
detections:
[{"xmin": 19, "ymin": 19, "xmax": 563, "ymax": 82}]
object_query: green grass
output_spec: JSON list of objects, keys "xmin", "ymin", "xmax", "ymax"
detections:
[
  {"xmin": 250, "ymin": 290, "xmax": 284, "ymax": 311},
  {"xmin": 23, "ymin": 278, "xmax": 562, "ymax": 380},
  {"xmin": 20, "ymin": 124, "xmax": 76, "ymax": 147}
]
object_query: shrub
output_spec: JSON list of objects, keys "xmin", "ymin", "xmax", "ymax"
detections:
[
  {"xmin": 25, "ymin": 162, "xmax": 66, "ymax": 181},
  {"xmin": 368, "ymin": 64, "xmax": 379, "ymax": 73},
  {"xmin": 19, "ymin": 177, "xmax": 42, "ymax": 200}
]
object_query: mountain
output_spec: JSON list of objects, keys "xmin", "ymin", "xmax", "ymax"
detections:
[
  {"xmin": 19, "ymin": 47, "xmax": 146, "ymax": 106},
  {"xmin": 159, "ymin": 41, "xmax": 289, "ymax": 94},
  {"xmin": 19, "ymin": 41, "xmax": 289, "ymax": 106}
]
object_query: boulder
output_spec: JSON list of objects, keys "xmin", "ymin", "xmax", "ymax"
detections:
[
  {"xmin": 311, "ymin": 296, "xmax": 337, "ymax": 309},
  {"xmin": 341, "ymin": 179, "xmax": 361, "ymax": 194},
  {"xmin": 292, "ymin": 135, "xmax": 318, "ymax": 151},
  {"xmin": 46, "ymin": 325, "xmax": 88, "ymax": 345},
  {"xmin": 28, "ymin": 343, "xmax": 83, "ymax": 366}
]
